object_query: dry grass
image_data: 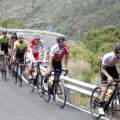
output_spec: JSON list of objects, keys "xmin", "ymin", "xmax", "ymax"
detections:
[
  {"xmin": 67, "ymin": 59, "xmax": 91, "ymax": 81},
  {"xmin": 70, "ymin": 90, "xmax": 90, "ymax": 110}
]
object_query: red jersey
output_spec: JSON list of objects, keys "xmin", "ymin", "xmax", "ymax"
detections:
[
  {"xmin": 27, "ymin": 39, "xmax": 44, "ymax": 53},
  {"xmin": 50, "ymin": 44, "xmax": 69, "ymax": 61}
]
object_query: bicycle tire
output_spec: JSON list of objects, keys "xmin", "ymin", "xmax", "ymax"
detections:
[
  {"xmin": 14, "ymin": 73, "xmax": 18, "ymax": 84},
  {"xmin": 4, "ymin": 70, "xmax": 7, "ymax": 81},
  {"xmin": 90, "ymin": 86, "xmax": 101, "ymax": 120},
  {"xmin": 1, "ymin": 68, "xmax": 4, "ymax": 79},
  {"xmin": 110, "ymin": 94, "xmax": 120, "ymax": 120},
  {"xmin": 19, "ymin": 76, "xmax": 22, "ymax": 87},
  {"xmin": 42, "ymin": 80, "xmax": 51, "ymax": 103},
  {"xmin": 2, "ymin": 59, "xmax": 6, "ymax": 81},
  {"xmin": 8, "ymin": 64, "xmax": 11, "ymax": 75},
  {"xmin": 29, "ymin": 78, "xmax": 35, "ymax": 92},
  {"xmin": 38, "ymin": 75, "xmax": 44, "ymax": 97},
  {"xmin": 53, "ymin": 79, "xmax": 66, "ymax": 109}
]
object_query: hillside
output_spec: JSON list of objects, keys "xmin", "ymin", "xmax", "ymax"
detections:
[{"xmin": 0, "ymin": 0, "xmax": 120, "ymax": 40}]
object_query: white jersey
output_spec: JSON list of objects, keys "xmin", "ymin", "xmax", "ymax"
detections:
[
  {"xmin": 27, "ymin": 39, "xmax": 44, "ymax": 53},
  {"xmin": 50, "ymin": 44, "xmax": 69, "ymax": 61},
  {"xmin": 102, "ymin": 52, "xmax": 120, "ymax": 66}
]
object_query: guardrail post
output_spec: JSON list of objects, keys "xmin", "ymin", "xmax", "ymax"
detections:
[{"xmin": 66, "ymin": 88, "xmax": 70, "ymax": 103}]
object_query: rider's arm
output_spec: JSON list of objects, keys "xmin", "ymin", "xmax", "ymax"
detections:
[
  {"xmin": 43, "ymin": 48, "xmax": 47, "ymax": 62},
  {"xmin": 48, "ymin": 55, "xmax": 54, "ymax": 71},
  {"xmin": 11, "ymin": 48, "xmax": 16, "ymax": 60},
  {"xmin": 64, "ymin": 54, "xmax": 69, "ymax": 70},
  {"xmin": 10, "ymin": 40, "xmax": 14, "ymax": 53},
  {"xmin": 11, "ymin": 41, "xmax": 17, "ymax": 59},
  {"xmin": 29, "ymin": 47, "xmax": 35, "ymax": 61},
  {"xmin": 24, "ymin": 48, "xmax": 27, "ymax": 59}
]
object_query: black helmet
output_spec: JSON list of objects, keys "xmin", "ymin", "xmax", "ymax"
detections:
[
  {"xmin": 11, "ymin": 34, "xmax": 15, "ymax": 39},
  {"xmin": 2, "ymin": 29, "xmax": 7, "ymax": 34},
  {"xmin": 56, "ymin": 35, "xmax": 66, "ymax": 43},
  {"xmin": 114, "ymin": 43, "xmax": 120, "ymax": 52},
  {"xmin": 13, "ymin": 31, "xmax": 17, "ymax": 36}
]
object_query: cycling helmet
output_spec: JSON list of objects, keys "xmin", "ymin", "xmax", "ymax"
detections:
[
  {"xmin": 33, "ymin": 33, "xmax": 41, "ymax": 40},
  {"xmin": 56, "ymin": 35, "xmax": 66, "ymax": 43},
  {"xmin": 11, "ymin": 34, "xmax": 15, "ymax": 39},
  {"xmin": 2, "ymin": 29, "xmax": 7, "ymax": 34},
  {"xmin": 114, "ymin": 43, "xmax": 120, "ymax": 52},
  {"xmin": 17, "ymin": 32, "xmax": 24, "ymax": 38},
  {"xmin": 13, "ymin": 31, "xmax": 17, "ymax": 36}
]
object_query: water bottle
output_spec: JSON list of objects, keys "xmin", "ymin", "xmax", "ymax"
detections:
[
  {"xmin": 105, "ymin": 91, "xmax": 113, "ymax": 101},
  {"xmin": 48, "ymin": 78, "xmax": 54, "ymax": 88},
  {"xmin": 14, "ymin": 66, "xmax": 17, "ymax": 73}
]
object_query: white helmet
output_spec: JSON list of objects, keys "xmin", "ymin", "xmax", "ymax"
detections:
[
  {"xmin": 33, "ymin": 33, "xmax": 41, "ymax": 40},
  {"xmin": 17, "ymin": 32, "xmax": 24, "ymax": 38}
]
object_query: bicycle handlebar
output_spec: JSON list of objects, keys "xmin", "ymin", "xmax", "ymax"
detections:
[
  {"xmin": 107, "ymin": 78, "xmax": 120, "ymax": 87},
  {"xmin": 50, "ymin": 69, "xmax": 68, "ymax": 76}
]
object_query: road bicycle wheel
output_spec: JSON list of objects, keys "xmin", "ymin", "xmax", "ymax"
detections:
[
  {"xmin": 4, "ymin": 70, "xmax": 7, "ymax": 81},
  {"xmin": 1, "ymin": 68, "xmax": 4, "ymax": 79},
  {"xmin": 19, "ymin": 76, "xmax": 22, "ymax": 87},
  {"xmin": 29, "ymin": 78, "xmax": 35, "ymax": 92},
  {"xmin": 14, "ymin": 72, "xmax": 18, "ymax": 84},
  {"xmin": 90, "ymin": 87, "xmax": 101, "ymax": 120},
  {"xmin": 2, "ymin": 62, "xmax": 6, "ymax": 81},
  {"xmin": 53, "ymin": 80, "xmax": 66, "ymax": 109},
  {"xmin": 8, "ymin": 64, "xmax": 11, "ymax": 75},
  {"xmin": 38, "ymin": 75, "xmax": 44, "ymax": 97},
  {"xmin": 110, "ymin": 94, "xmax": 120, "ymax": 120},
  {"xmin": 42, "ymin": 79, "xmax": 51, "ymax": 103}
]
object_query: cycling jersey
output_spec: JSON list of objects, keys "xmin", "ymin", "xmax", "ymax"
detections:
[
  {"xmin": 0, "ymin": 35, "xmax": 11, "ymax": 45},
  {"xmin": 14, "ymin": 40, "xmax": 28, "ymax": 54},
  {"xmin": 27, "ymin": 39, "xmax": 44, "ymax": 53},
  {"xmin": 100, "ymin": 52, "xmax": 120, "ymax": 83},
  {"xmin": 27, "ymin": 39, "xmax": 44, "ymax": 61},
  {"xmin": 50, "ymin": 44, "xmax": 69, "ymax": 61},
  {"xmin": 0, "ymin": 35, "xmax": 11, "ymax": 54},
  {"xmin": 102, "ymin": 52, "xmax": 120, "ymax": 66}
]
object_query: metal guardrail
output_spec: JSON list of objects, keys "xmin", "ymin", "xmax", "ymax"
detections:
[
  {"xmin": 40, "ymin": 66, "xmax": 97, "ymax": 102},
  {"xmin": 0, "ymin": 28, "xmax": 63, "ymax": 37}
]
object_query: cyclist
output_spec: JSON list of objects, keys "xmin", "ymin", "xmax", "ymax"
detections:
[
  {"xmin": 27, "ymin": 33, "xmax": 47, "ymax": 79},
  {"xmin": 10, "ymin": 34, "xmax": 18, "ymax": 54},
  {"xmin": 0, "ymin": 29, "xmax": 11, "ymax": 73},
  {"xmin": 12, "ymin": 32, "xmax": 18, "ymax": 40},
  {"xmin": 99, "ymin": 43, "xmax": 120, "ymax": 115},
  {"xmin": 11, "ymin": 32, "xmax": 28, "ymax": 77},
  {"xmin": 43, "ymin": 35, "xmax": 69, "ymax": 90}
]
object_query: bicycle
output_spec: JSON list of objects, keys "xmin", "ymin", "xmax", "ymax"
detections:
[
  {"xmin": 90, "ymin": 78, "xmax": 120, "ymax": 120},
  {"xmin": 40, "ymin": 69, "xmax": 68, "ymax": 109},
  {"xmin": 12, "ymin": 58, "xmax": 25, "ymax": 87},
  {"xmin": 28, "ymin": 61, "xmax": 44, "ymax": 92}
]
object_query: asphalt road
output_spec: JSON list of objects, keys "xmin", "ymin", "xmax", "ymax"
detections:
[{"xmin": 0, "ymin": 33, "xmax": 106, "ymax": 120}]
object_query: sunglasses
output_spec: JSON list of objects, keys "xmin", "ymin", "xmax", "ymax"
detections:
[
  {"xmin": 59, "ymin": 40, "xmax": 65, "ymax": 43},
  {"xmin": 18, "ymin": 37, "xmax": 23, "ymax": 39},
  {"xmin": 35, "ymin": 38, "xmax": 40, "ymax": 41}
]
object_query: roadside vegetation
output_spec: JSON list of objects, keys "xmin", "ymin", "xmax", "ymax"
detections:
[
  {"xmin": 0, "ymin": 18, "xmax": 24, "ymax": 29},
  {"xmin": 68, "ymin": 25, "xmax": 120, "ymax": 86}
]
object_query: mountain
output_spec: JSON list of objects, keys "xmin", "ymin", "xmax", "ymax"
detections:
[{"xmin": 0, "ymin": 0, "xmax": 120, "ymax": 40}]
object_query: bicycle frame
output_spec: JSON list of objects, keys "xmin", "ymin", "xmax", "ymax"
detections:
[
  {"xmin": 104, "ymin": 80, "xmax": 120, "ymax": 111},
  {"xmin": 50, "ymin": 69, "xmax": 68, "ymax": 96},
  {"xmin": 90, "ymin": 78, "xmax": 120, "ymax": 120}
]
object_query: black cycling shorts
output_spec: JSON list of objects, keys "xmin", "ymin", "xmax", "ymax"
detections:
[
  {"xmin": 1, "ymin": 45, "xmax": 8, "ymax": 55},
  {"xmin": 14, "ymin": 53, "xmax": 24, "ymax": 64},
  {"xmin": 52, "ymin": 60, "xmax": 62, "ymax": 74},
  {"xmin": 100, "ymin": 64, "xmax": 119, "ymax": 84}
]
